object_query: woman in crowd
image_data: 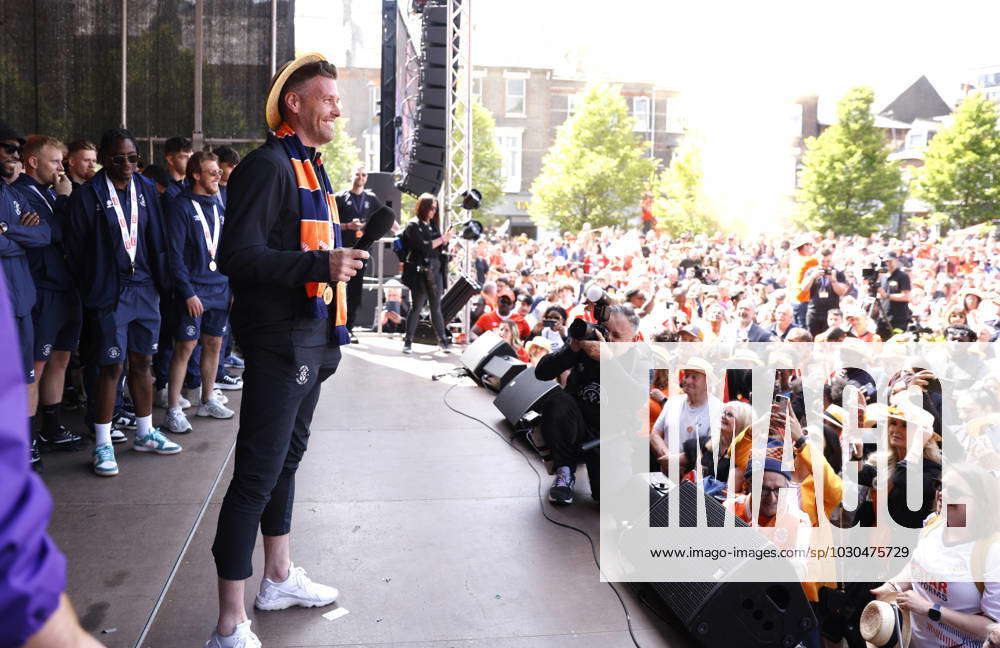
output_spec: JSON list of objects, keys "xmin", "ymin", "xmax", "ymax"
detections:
[
  {"xmin": 858, "ymin": 406, "xmax": 942, "ymax": 528},
  {"xmin": 871, "ymin": 465, "xmax": 1000, "ymax": 647},
  {"xmin": 401, "ymin": 193, "xmax": 452, "ymax": 354},
  {"xmin": 497, "ymin": 320, "xmax": 530, "ymax": 363}
]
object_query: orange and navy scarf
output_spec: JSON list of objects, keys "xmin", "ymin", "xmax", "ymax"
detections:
[{"xmin": 276, "ymin": 123, "xmax": 349, "ymax": 345}]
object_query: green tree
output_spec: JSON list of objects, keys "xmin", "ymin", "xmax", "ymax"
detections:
[
  {"xmin": 653, "ymin": 139, "xmax": 718, "ymax": 236},
  {"xmin": 401, "ymin": 100, "xmax": 504, "ymax": 223},
  {"xmin": 914, "ymin": 92, "xmax": 1000, "ymax": 228},
  {"xmin": 318, "ymin": 118, "xmax": 363, "ymax": 191},
  {"xmin": 795, "ymin": 86, "xmax": 904, "ymax": 235},
  {"xmin": 528, "ymin": 84, "xmax": 657, "ymax": 233}
]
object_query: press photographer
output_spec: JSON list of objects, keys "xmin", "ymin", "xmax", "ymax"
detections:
[
  {"xmin": 534, "ymin": 294, "xmax": 641, "ymax": 506},
  {"xmin": 874, "ymin": 251, "xmax": 912, "ymax": 333}
]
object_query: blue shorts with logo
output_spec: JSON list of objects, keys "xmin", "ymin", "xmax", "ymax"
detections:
[
  {"xmin": 176, "ymin": 306, "xmax": 229, "ymax": 341},
  {"xmin": 89, "ymin": 284, "xmax": 161, "ymax": 366},
  {"xmin": 32, "ymin": 288, "xmax": 82, "ymax": 361}
]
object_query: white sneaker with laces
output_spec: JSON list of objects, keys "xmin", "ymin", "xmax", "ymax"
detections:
[
  {"xmin": 254, "ymin": 564, "xmax": 338, "ymax": 611},
  {"xmin": 164, "ymin": 407, "xmax": 193, "ymax": 433},
  {"xmin": 197, "ymin": 396, "xmax": 235, "ymax": 419},
  {"xmin": 155, "ymin": 387, "xmax": 191, "ymax": 409},
  {"xmin": 204, "ymin": 619, "xmax": 261, "ymax": 648}
]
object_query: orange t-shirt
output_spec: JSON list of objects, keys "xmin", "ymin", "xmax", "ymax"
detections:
[{"xmin": 789, "ymin": 254, "xmax": 818, "ymax": 303}]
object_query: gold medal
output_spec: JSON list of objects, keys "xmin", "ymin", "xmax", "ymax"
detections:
[
  {"xmin": 322, "ymin": 285, "xmax": 334, "ymax": 304},
  {"xmin": 209, "ymin": 260, "xmax": 217, "ymax": 272}
]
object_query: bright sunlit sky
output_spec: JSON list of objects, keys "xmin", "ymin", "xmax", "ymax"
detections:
[{"xmin": 297, "ymin": 0, "xmax": 1000, "ymax": 230}]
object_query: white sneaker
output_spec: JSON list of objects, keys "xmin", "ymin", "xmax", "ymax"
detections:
[
  {"xmin": 164, "ymin": 407, "xmax": 193, "ymax": 433},
  {"xmin": 212, "ymin": 388, "xmax": 229, "ymax": 405},
  {"xmin": 155, "ymin": 387, "xmax": 191, "ymax": 409},
  {"xmin": 254, "ymin": 564, "xmax": 338, "ymax": 611},
  {"xmin": 197, "ymin": 396, "xmax": 235, "ymax": 419},
  {"xmin": 204, "ymin": 620, "xmax": 261, "ymax": 648}
]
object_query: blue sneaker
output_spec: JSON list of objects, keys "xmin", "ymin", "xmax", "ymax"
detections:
[
  {"xmin": 224, "ymin": 354, "xmax": 245, "ymax": 369},
  {"xmin": 133, "ymin": 428, "xmax": 182, "ymax": 455},
  {"xmin": 93, "ymin": 443, "xmax": 119, "ymax": 477}
]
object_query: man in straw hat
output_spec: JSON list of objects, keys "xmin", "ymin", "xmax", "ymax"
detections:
[{"xmin": 206, "ymin": 53, "xmax": 370, "ymax": 648}]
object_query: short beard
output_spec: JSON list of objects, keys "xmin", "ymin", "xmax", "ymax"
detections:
[{"xmin": 0, "ymin": 163, "xmax": 14, "ymax": 180}]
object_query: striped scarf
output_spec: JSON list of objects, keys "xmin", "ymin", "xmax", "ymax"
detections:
[{"xmin": 276, "ymin": 123, "xmax": 349, "ymax": 345}]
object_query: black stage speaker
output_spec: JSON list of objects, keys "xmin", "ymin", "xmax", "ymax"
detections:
[
  {"xmin": 354, "ymin": 284, "xmax": 379, "ymax": 329},
  {"xmin": 641, "ymin": 480, "xmax": 816, "ymax": 648},
  {"xmin": 459, "ymin": 330, "xmax": 516, "ymax": 382},
  {"xmin": 397, "ymin": 5, "xmax": 455, "ymax": 197},
  {"xmin": 480, "ymin": 354, "xmax": 528, "ymax": 393},
  {"xmin": 365, "ymin": 172, "xmax": 403, "ymax": 213},
  {"xmin": 411, "ymin": 274, "xmax": 481, "ymax": 345},
  {"xmin": 493, "ymin": 366, "xmax": 560, "ymax": 425},
  {"xmin": 363, "ymin": 241, "xmax": 401, "ymax": 279}
]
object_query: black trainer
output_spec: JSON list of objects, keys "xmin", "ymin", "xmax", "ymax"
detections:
[
  {"xmin": 30, "ymin": 437, "xmax": 43, "ymax": 473},
  {"xmin": 113, "ymin": 407, "xmax": 136, "ymax": 430},
  {"xmin": 402, "ymin": 342, "xmax": 413, "ymax": 354},
  {"xmin": 548, "ymin": 467, "xmax": 575, "ymax": 505},
  {"xmin": 37, "ymin": 425, "xmax": 83, "ymax": 452}
]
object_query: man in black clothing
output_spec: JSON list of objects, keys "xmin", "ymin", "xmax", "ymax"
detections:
[
  {"xmin": 334, "ymin": 165, "xmax": 383, "ymax": 342},
  {"xmin": 206, "ymin": 54, "xmax": 369, "ymax": 648},
  {"xmin": 535, "ymin": 303, "xmax": 641, "ymax": 505},
  {"xmin": 802, "ymin": 248, "xmax": 849, "ymax": 336},
  {"xmin": 878, "ymin": 251, "xmax": 911, "ymax": 332}
]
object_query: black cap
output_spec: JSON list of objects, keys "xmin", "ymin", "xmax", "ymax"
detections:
[
  {"xmin": 884, "ymin": 251, "xmax": 899, "ymax": 260},
  {"xmin": 141, "ymin": 164, "xmax": 171, "ymax": 188},
  {"xmin": 0, "ymin": 120, "xmax": 25, "ymax": 145}
]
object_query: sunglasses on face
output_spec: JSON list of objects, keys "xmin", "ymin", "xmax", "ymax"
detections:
[
  {"xmin": 201, "ymin": 169, "xmax": 223, "ymax": 178},
  {"xmin": 109, "ymin": 153, "xmax": 139, "ymax": 165},
  {"xmin": 1, "ymin": 143, "xmax": 21, "ymax": 155}
]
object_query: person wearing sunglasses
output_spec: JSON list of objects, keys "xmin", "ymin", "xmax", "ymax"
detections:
[
  {"xmin": 11, "ymin": 135, "xmax": 83, "ymax": 454},
  {"xmin": 0, "ymin": 121, "xmax": 52, "ymax": 469},
  {"xmin": 162, "ymin": 151, "xmax": 234, "ymax": 434},
  {"xmin": 65, "ymin": 127, "xmax": 180, "ymax": 477}
]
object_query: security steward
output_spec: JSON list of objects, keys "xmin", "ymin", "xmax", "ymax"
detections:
[
  {"xmin": 206, "ymin": 53, "xmax": 369, "ymax": 648},
  {"xmin": 334, "ymin": 165, "xmax": 382, "ymax": 342}
]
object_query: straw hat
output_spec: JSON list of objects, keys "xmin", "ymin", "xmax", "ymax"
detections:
[
  {"xmin": 860, "ymin": 598, "xmax": 911, "ymax": 648},
  {"xmin": 790, "ymin": 233, "xmax": 814, "ymax": 251},
  {"xmin": 265, "ymin": 52, "xmax": 328, "ymax": 131}
]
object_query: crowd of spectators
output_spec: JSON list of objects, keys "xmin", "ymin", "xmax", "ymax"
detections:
[{"xmin": 442, "ymin": 222, "xmax": 1000, "ymax": 647}]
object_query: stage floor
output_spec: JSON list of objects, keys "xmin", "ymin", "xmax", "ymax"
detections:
[{"xmin": 40, "ymin": 333, "xmax": 692, "ymax": 648}]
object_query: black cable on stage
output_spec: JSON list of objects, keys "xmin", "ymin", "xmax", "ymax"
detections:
[{"xmin": 441, "ymin": 382, "xmax": 645, "ymax": 648}]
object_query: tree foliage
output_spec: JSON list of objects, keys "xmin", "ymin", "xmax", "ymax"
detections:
[
  {"xmin": 528, "ymin": 84, "xmax": 657, "ymax": 233},
  {"xmin": 653, "ymin": 139, "xmax": 718, "ymax": 236},
  {"xmin": 795, "ymin": 86, "xmax": 904, "ymax": 235},
  {"xmin": 319, "ymin": 119, "xmax": 363, "ymax": 192},
  {"xmin": 914, "ymin": 92, "xmax": 1000, "ymax": 228}
]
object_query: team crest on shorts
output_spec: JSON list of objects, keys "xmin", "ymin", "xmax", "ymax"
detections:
[
  {"xmin": 296, "ymin": 364, "xmax": 310, "ymax": 385},
  {"xmin": 41, "ymin": 344, "xmax": 52, "ymax": 357},
  {"xmin": 186, "ymin": 324, "xmax": 197, "ymax": 337},
  {"xmin": 108, "ymin": 346, "xmax": 121, "ymax": 360}
]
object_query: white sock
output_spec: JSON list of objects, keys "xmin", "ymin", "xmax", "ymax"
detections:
[
  {"xmin": 94, "ymin": 422, "xmax": 112, "ymax": 447},
  {"xmin": 136, "ymin": 414, "xmax": 153, "ymax": 438}
]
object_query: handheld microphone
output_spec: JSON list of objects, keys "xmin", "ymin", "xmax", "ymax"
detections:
[{"xmin": 353, "ymin": 206, "xmax": 397, "ymax": 252}]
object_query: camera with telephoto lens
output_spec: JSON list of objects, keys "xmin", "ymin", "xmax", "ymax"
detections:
[{"xmin": 568, "ymin": 285, "xmax": 611, "ymax": 341}]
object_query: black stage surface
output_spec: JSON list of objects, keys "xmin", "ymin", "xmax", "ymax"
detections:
[{"xmin": 40, "ymin": 333, "xmax": 692, "ymax": 648}]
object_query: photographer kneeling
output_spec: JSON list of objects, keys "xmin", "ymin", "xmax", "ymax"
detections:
[{"xmin": 535, "ymin": 301, "xmax": 641, "ymax": 505}]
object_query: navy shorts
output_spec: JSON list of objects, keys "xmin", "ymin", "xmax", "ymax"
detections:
[
  {"xmin": 15, "ymin": 313, "xmax": 35, "ymax": 384},
  {"xmin": 176, "ymin": 305, "xmax": 229, "ymax": 341},
  {"xmin": 89, "ymin": 285, "xmax": 161, "ymax": 366},
  {"xmin": 32, "ymin": 288, "xmax": 82, "ymax": 361}
]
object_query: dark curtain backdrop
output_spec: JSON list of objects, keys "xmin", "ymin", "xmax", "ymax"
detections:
[{"xmin": 0, "ymin": 0, "xmax": 294, "ymax": 162}]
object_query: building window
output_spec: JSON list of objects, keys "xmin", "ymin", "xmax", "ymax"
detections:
[
  {"xmin": 495, "ymin": 127, "xmax": 523, "ymax": 192},
  {"xmin": 788, "ymin": 104, "xmax": 803, "ymax": 138},
  {"xmin": 665, "ymin": 97, "xmax": 686, "ymax": 133},
  {"xmin": 632, "ymin": 96, "xmax": 651, "ymax": 132},
  {"xmin": 906, "ymin": 131, "xmax": 927, "ymax": 149},
  {"xmin": 506, "ymin": 78, "xmax": 526, "ymax": 116},
  {"xmin": 472, "ymin": 76, "xmax": 483, "ymax": 104}
]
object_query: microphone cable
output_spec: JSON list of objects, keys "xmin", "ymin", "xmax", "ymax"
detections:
[{"xmin": 441, "ymin": 382, "xmax": 645, "ymax": 648}]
